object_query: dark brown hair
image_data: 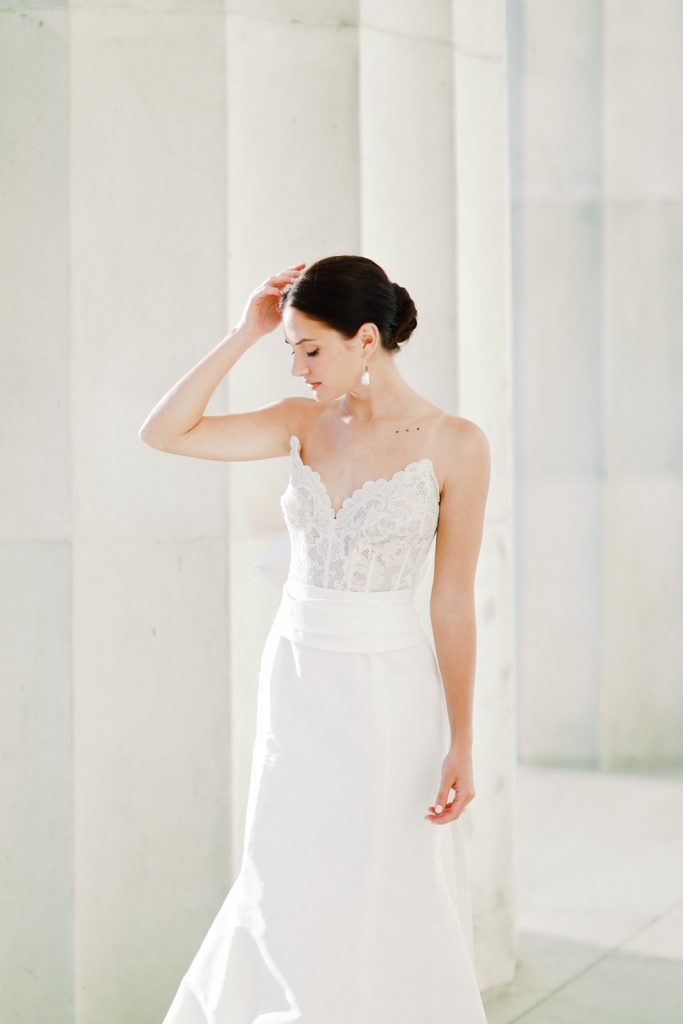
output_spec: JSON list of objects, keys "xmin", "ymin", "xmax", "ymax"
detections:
[{"xmin": 278, "ymin": 255, "xmax": 418, "ymax": 352}]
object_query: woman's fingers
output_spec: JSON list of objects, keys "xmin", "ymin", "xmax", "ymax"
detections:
[
  {"xmin": 424, "ymin": 793, "xmax": 455, "ymax": 821},
  {"xmin": 425, "ymin": 748, "xmax": 475, "ymax": 824},
  {"xmin": 424, "ymin": 790, "xmax": 472, "ymax": 824},
  {"xmin": 267, "ymin": 273, "xmax": 296, "ymax": 284},
  {"xmin": 276, "ymin": 262, "xmax": 306, "ymax": 277},
  {"xmin": 267, "ymin": 268, "xmax": 303, "ymax": 286}
]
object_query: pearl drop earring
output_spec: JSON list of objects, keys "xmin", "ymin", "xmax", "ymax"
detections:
[{"xmin": 361, "ymin": 361, "xmax": 370, "ymax": 386}]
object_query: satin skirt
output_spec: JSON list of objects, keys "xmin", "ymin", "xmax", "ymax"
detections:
[{"xmin": 161, "ymin": 578, "xmax": 488, "ymax": 1023}]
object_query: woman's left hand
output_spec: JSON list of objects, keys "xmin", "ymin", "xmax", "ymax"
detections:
[{"xmin": 425, "ymin": 743, "xmax": 475, "ymax": 824}]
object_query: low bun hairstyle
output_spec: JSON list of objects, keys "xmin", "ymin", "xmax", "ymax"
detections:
[{"xmin": 278, "ymin": 255, "xmax": 418, "ymax": 352}]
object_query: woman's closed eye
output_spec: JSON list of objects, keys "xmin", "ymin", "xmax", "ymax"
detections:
[{"xmin": 291, "ymin": 349, "xmax": 319, "ymax": 358}]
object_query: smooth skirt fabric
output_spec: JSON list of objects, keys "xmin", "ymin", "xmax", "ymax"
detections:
[{"xmin": 162, "ymin": 578, "xmax": 489, "ymax": 1023}]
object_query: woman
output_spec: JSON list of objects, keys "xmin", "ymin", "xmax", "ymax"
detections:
[{"xmin": 140, "ymin": 254, "xmax": 491, "ymax": 1023}]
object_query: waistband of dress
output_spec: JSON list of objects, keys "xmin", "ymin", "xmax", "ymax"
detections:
[{"xmin": 271, "ymin": 576, "xmax": 426, "ymax": 653}]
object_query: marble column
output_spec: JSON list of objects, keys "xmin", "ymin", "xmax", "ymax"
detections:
[
  {"xmin": 449, "ymin": 0, "xmax": 517, "ymax": 989},
  {"xmin": 601, "ymin": 0, "xmax": 683, "ymax": 770},
  {"xmin": 510, "ymin": 0, "xmax": 683, "ymax": 771}
]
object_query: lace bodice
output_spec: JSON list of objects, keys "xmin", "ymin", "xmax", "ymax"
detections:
[{"xmin": 280, "ymin": 434, "xmax": 441, "ymax": 592}]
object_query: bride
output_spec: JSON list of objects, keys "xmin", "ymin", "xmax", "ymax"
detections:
[{"xmin": 140, "ymin": 254, "xmax": 491, "ymax": 1023}]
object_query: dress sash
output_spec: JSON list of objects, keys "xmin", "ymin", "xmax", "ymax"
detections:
[{"xmin": 271, "ymin": 576, "xmax": 428, "ymax": 653}]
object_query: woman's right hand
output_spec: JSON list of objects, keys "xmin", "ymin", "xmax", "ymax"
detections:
[{"xmin": 236, "ymin": 262, "xmax": 306, "ymax": 341}]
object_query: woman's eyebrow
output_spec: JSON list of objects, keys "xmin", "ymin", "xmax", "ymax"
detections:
[{"xmin": 283, "ymin": 336, "xmax": 318, "ymax": 346}]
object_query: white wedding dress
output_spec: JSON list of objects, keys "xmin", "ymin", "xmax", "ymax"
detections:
[{"xmin": 162, "ymin": 434, "xmax": 489, "ymax": 1023}]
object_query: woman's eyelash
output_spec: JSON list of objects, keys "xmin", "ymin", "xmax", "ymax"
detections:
[{"xmin": 290, "ymin": 349, "xmax": 319, "ymax": 357}]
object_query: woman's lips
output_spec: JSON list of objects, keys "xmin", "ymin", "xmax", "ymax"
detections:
[{"xmin": 306, "ymin": 381, "xmax": 321, "ymax": 388}]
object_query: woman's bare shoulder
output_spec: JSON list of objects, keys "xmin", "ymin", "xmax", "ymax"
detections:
[
  {"xmin": 435, "ymin": 412, "xmax": 489, "ymax": 446},
  {"xmin": 430, "ymin": 412, "xmax": 490, "ymax": 488},
  {"xmin": 289, "ymin": 396, "xmax": 328, "ymax": 437}
]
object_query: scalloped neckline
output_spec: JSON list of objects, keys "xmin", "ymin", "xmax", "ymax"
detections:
[{"xmin": 289, "ymin": 434, "xmax": 440, "ymax": 522}]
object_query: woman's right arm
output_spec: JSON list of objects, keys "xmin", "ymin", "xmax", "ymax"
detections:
[{"xmin": 138, "ymin": 263, "xmax": 307, "ymax": 462}]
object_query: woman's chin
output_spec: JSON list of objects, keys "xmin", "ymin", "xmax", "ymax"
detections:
[
  {"xmin": 309, "ymin": 386, "xmax": 336, "ymax": 403},
  {"xmin": 304, "ymin": 382, "xmax": 343, "ymax": 403}
]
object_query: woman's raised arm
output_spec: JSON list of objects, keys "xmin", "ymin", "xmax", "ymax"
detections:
[{"xmin": 138, "ymin": 263, "xmax": 306, "ymax": 461}]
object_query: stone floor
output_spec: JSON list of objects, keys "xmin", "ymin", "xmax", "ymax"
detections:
[{"xmin": 481, "ymin": 763, "xmax": 683, "ymax": 1024}]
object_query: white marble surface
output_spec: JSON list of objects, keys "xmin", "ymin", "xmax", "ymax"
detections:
[{"xmin": 483, "ymin": 764, "xmax": 683, "ymax": 1023}]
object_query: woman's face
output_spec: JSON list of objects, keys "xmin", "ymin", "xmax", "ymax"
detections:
[{"xmin": 282, "ymin": 306, "xmax": 375, "ymax": 402}]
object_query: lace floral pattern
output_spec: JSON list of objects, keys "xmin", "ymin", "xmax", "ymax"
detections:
[{"xmin": 280, "ymin": 435, "xmax": 441, "ymax": 592}]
